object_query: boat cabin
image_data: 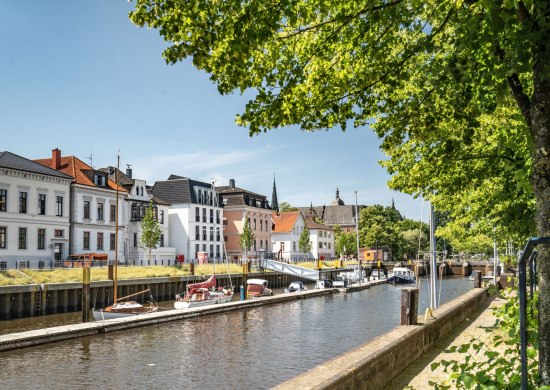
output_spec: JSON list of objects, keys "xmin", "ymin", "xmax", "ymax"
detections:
[
  {"xmin": 64, "ymin": 253, "xmax": 108, "ymax": 267},
  {"xmin": 247, "ymin": 279, "xmax": 273, "ymax": 297}
]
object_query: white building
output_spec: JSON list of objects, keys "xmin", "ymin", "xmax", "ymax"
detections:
[
  {"xmin": 35, "ymin": 149, "xmax": 128, "ymax": 264},
  {"xmin": 305, "ymin": 218, "xmax": 335, "ymax": 260},
  {"xmin": 102, "ymin": 166, "xmax": 176, "ymax": 265},
  {"xmin": 271, "ymin": 211, "xmax": 309, "ymax": 262},
  {"xmin": 152, "ymin": 175, "xmax": 224, "ymax": 263},
  {"xmin": 0, "ymin": 151, "xmax": 72, "ymax": 269}
]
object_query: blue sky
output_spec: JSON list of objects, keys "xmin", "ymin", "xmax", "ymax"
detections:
[{"xmin": 0, "ymin": 1, "xmax": 424, "ymax": 220}]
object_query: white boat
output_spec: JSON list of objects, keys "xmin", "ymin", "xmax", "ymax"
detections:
[
  {"xmin": 337, "ymin": 265, "xmax": 366, "ymax": 284},
  {"xmin": 92, "ymin": 292, "xmax": 158, "ymax": 320},
  {"xmin": 285, "ymin": 281, "xmax": 307, "ymax": 293},
  {"xmin": 387, "ymin": 267, "xmax": 416, "ymax": 284},
  {"xmin": 369, "ymin": 269, "xmax": 387, "ymax": 282},
  {"xmin": 174, "ymin": 274, "xmax": 233, "ymax": 309},
  {"xmin": 247, "ymin": 278, "xmax": 273, "ymax": 297}
]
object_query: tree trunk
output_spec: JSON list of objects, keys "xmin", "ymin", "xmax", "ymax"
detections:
[{"xmin": 530, "ymin": 80, "xmax": 550, "ymax": 384}]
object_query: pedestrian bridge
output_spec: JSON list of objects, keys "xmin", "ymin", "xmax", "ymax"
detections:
[{"xmin": 259, "ymin": 259, "xmax": 320, "ymax": 281}]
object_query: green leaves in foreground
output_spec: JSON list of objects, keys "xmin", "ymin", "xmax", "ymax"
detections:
[{"xmin": 430, "ymin": 289, "xmax": 541, "ymax": 389}]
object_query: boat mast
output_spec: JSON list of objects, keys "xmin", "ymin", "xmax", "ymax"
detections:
[
  {"xmin": 429, "ymin": 202, "xmax": 437, "ymax": 309},
  {"xmin": 114, "ymin": 154, "xmax": 120, "ymax": 304}
]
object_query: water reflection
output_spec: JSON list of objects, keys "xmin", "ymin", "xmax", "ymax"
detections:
[{"xmin": 0, "ymin": 278, "xmax": 472, "ymax": 389}]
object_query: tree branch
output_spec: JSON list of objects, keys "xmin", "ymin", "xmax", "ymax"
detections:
[{"xmin": 507, "ymin": 73, "xmax": 532, "ymax": 126}]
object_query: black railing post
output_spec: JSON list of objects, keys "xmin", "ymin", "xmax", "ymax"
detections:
[{"xmin": 518, "ymin": 237, "xmax": 550, "ymax": 389}]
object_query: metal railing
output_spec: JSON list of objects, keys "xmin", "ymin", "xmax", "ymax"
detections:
[{"xmin": 518, "ymin": 237, "xmax": 550, "ymax": 389}]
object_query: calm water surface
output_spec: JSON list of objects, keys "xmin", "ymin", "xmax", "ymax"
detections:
[{"xmin": 0, "ymin": 277, "xmax": 471, "ymax": 389}]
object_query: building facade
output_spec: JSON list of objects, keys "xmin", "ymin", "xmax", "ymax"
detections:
[
  {"xmin": 152, "ymin": 175, "xmax": 223, "ymax": 263},
  {"xmin": 0, "ymin": 151, "xmax": 72, "ymax": 269},
  {"xmin": 305, "ymin": 218, "xmax": 335, "ymax": 260},
  {"xmin": 271, "ymin": 211, "xmax": 308, "ymax": 262},
  {"xmin": 35, "ymin": 149, "xmax": 129, "ymax": 264},
  {"xmin": 217, "ymin": 179, "xmax": 272, "ymax": 262}
]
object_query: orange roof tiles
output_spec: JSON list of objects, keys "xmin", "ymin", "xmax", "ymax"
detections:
[
  {"xmin": 35, "ymin": 155, "xmax": 127, "ymax": 192},
  {"xmin": 272, "ymin": 211, "xmax": 300, "ymax": 233}
]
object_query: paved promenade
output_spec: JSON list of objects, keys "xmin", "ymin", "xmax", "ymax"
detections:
[{"xmin": 385, "ymin": 294, "xmax": 505, "ymax": 389}]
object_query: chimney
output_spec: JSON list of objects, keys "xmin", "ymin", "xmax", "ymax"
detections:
[
  {"xmin": 229, "ymin": 179, "xmax": 235, "ymax": 189},
  {"xmin": 52, "ymin": 148, "xmax": 61, "ymax": 170},
  {"xmin": 126, "ymin": 167, "xmax": 133, "ymax": 179}
]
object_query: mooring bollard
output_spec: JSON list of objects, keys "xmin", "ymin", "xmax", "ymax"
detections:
[
  {"xmin": 473, "ymin": 270, "xmax": 482, "ymax": 288},
  {"xmin": 190, "ymin": 263, "xmax": 195, "ymax": 276},
  {"xmin": 400, "ymin": 287, "xmax": 419, "ymax": 325},
  {"xmin": 240, "ymin": 285, "xmax": 245, "ymax": 301},
  {"xmin": 82, "ymin": 267, "xmax": 90, "ymax": 323}
]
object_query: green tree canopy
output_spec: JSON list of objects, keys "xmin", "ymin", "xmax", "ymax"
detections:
[
  {"xmin": 130, "ymin": 0, "xmax": 550, "ymax": 381},
  {"xmin": 279, "ymin": 201, "xmax": 299, "ymax": 212},
  {"xmin": 298, "ymin": 223, "xmax": 312, "ymax": 258},
  {"xmin": 139, "ymin": 202, "xmax": 162, "ymax": 266}
]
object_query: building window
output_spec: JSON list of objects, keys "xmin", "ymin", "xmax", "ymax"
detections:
[
  {"xmin": 260, "ymin": 219, "xmax": 263, "ymax": 231},
  {"xmin": 319, "ymin": 242, "xmax": 323, "ymax": 249},
  {"xmin": 0, "ymin": 227, "xmax": 6, "ymax": 248},
  {"xmin": 159, "ymin": 234, "xmax": 164, "ymax": 247},
  {"xmin": 328, "ymin": 243, "xmax": 331, "ymax": 249},
  {"xmin": 38, "ymin": 228, "xmax": 46, "ymax": 250},
  {"xmin": 97, "ymin": 203, "xmax": 104, "ymax": 221},
  {"xmin": 195, "ymin": 244, "xmax": 199, "ymax": 259},
  {"xmin": 216, "ymin": 229, "xmax": 220, "ymax": 241},
  {"xmin": 253, "ymin": 240, "xmax": 257, "ymax": 251},
  {"xmin": 254, "ymin": 218, "xmax": 257, "ymax": 230},
  {"xmin": 195, "ymin": 226, "xmax": 200, "ymax": 240},
  {"xmin": 83, "ymin": 231, "xmax": 90, "ymax": 250},
  {"xmin": 260, "ymin": 240, "xmax": 263, "ymax": 250},
  {"xmin": 216, "ymin": 244, "xmax": 220, "ymax": 259},
  {"xmin": 209, "ymin": 227, "xmax": 214, "ymax": 241},
  {"xmin": 110, "ymin": 204, "xmax": 116, "ymax": 222},
  {"xmin": 19, "ymin": 192, "xmax": 27, "ymax": 213},
  {"xmin": 133, "ymin": 233, "xmax": 138, "ymax": 247},
  {"xmin": 202, "ymin": 208, "xmax": 206, "ymax": 223},
  {"xmin": 18, "ymin": 228, "xmax": 27, "ymax": 249},
  {"xmin": 195, "ymin": 207, "xmax": 200, "ymax": 222},
  {"xmin": 55, "ymin": 229, "xmax": 64, "ymax": 237},
  {"xmin": 38, "ymin": 194, "xmax": 46, "ymax": 215},
  {"xmin": 97, "ymin": 232, "xmax": 104, "ymax": 250},
  {"xmin": 265, "ymin": 240, "xmax": 268, "ymax": 251},
  {"xmin": 0, "ymin": 189, "xmax": 6, "ymax": 212},
  {"xmin": 84, "ymin": 201, "xmax": 90, "ymax": 219},
  {"xmin": 202, "ymin": 244, "xmax": 206, "ymax": 252},
  {"xmin": 216, "ymin": 210, "xmax": 220, "ymax": 224},
  {"xmin": 209, "ymin": 244, "xmax": 213, "ymax": 258},
  {"xmin": 202, "ymin": 226, "xmax": 207, "ymax": 241},
  {"xmin": 210, "ymin": 209, "xmax": 213, "ymax": 223},
  {"xmin": 56, "ymin": 196, "xmax": 63, "ymax": 216},
  {"xmin": 292, "ymin": 241, "xmax": 296, "ymax": 251},
  {"xmin": 160, "ymin": 210, "xmax": 164, "ymax": 224},
  {"xmin": 110, "ymin": 233, "xmax": 116, "ymax": 250},
  {"xmin": 281, "ymin": 242, "xmax": 285, "ymax": 252}
]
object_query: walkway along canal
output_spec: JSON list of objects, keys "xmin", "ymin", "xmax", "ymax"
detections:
[{"xmin": 0, "ymin": 277, "xmax": 472, "ymax": 389}]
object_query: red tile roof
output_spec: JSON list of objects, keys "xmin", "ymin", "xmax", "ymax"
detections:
[
  {"xmin": 35, "ymin": 155, "xmax": 126, "ymax": 192},
  {"xmin": 272, "ymin": 211, "xmax": 300, "ymax": 233}
]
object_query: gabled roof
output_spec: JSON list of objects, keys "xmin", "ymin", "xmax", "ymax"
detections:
[
  {"xmin": 152, "ymin": 175, "xmax": 216, "ymax": 204},
  {"xmin": 272, "ymin": 211, "xmax": 301, "ymax": 233},
  {"xmin": 305, "ymin": 217, "xmax": 332, "ymax": 231},
  {"xmin": 0, "ymin": 151, "xmax": 72, "ymax": 179},
  {"xmin": 216, "ymin": 185, "xmax": 270, "ymax": 209},
  {"xmin": 298, "ymin": 205, "xmax": 361, "ymax": 227},
  {"xmin": 35, "ymin": 155, "xmax": 126, "ymax": 191}
]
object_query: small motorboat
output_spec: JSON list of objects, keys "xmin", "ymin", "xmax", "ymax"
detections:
[
  {"xmin": 387, "ymin": 267, "xmax": 416, "ymax": 284},
  {"xmin": 247, "ymin": 279, "xmax": 273, "ymax": 297},
  {"xmin": 285, "ymin": 281, "xmax": 307, "ymax": 293},
  {"xmin": 369, "ymin": 269, "xmax": 387, "ymax": 282}
]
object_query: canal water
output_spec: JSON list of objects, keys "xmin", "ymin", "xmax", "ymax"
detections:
[{"xmin": 0, "ymin": 277, "xmax": 472, "ymax": 389}]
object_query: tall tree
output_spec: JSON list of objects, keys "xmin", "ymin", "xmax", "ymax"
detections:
[
  {"xmin": 139, "ymin": 202, "xmax": 162, "ymax": 266},
  {"xmin": 279, "ymin": 201, "xmax": 298, "ymax": 212},
  {"xmin": 298, "ymin": 223, "xmax": 312, "ymax": 260},
  {"xmin": 240, "ymin": 213, "xmax": 255, "ymax": 262},
  {"xmin": 130, "ymin": 1, "xmax": 550, "ymax": 380}
]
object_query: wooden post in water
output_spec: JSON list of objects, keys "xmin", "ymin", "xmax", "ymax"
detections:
[
  {"xmin": 400, "ymin": 287, "xmax": 419, "ymax": 325},
  {"xmin": 242, "ymin": 262, "xmax": 248, "ymax": 300},
  {"xmin": 82, "ymin": 267, "xmax": 90, "ymax": 323},
  {"xmin": 473, "ymin": 270, "xmax": 482, "ymax": 288}
]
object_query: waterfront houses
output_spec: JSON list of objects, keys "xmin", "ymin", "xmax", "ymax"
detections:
[
  {"xmin": 0, "ymin": 151, "xmax": 73, "ymax": 269},
  {"xmin": 151, "ymin": 175, "xmax": 223, "ymax": 262},
  {"xmin": 35, "ymin": 149, "xmax": 128, "ymax": 263},
  {"xmin": 304, "ymin": 217, "xmax": 335, "ymax": 260},
  {"xmin": 271, "ymin": 211, "xmax": 308, "ymax": 261},
  {"xmin": 102, "ymin": 166, "xmax": 176, "ymax": 265},
  {"xmin": 217, "ymin": 179, "xmax": 272, "ymax": 262}
]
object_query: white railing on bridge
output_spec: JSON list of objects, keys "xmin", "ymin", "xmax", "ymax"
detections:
[{"xmin": 260, "ymin": 259, "xmax": 320, "ymax": 281}]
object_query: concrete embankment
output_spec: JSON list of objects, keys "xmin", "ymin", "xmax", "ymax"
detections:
[
  {"xmin": 274, "ymin": 287, "xmax": 492, "ymax": 390},
  {"xmin": 0, "ymin": 288, "xmax": 335, "ymax": 352}
]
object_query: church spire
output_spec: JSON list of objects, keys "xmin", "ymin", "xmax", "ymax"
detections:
[{"xmin": 272, "ymin": 174, "xmax": 279, "ymax": 214}]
